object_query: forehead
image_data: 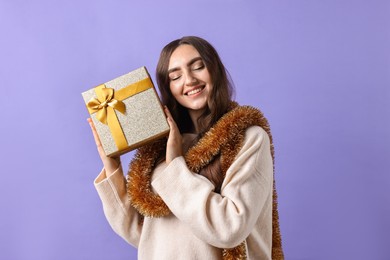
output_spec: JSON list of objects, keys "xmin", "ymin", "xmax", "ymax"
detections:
[{"xmin": 168, "ymin": 44, "xmax": 201, "ymax": 69}]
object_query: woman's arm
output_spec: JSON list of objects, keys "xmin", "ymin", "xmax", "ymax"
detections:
[
  {"xmin": 88, "ymin": 118, "xmax": 142, "ymax": 247},
  {"xmin": 151, "ymin": 126, "xmax": 273, "ymax": 248},
  {"xmin": 94, "ymin": 166, "xmax": 143, "ymax": 247}
]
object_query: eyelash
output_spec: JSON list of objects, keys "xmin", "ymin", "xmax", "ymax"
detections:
[{"xmin": 193, "ymin": 64, "xmax": 204, "ymax": 71}]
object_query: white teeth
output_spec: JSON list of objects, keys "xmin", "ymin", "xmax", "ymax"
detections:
[{"xmin": 187, "ymin": 87, "xmax": 203, "ymax": 96}]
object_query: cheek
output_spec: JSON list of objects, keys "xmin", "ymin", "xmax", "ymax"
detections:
[
  {"xmin": 169, "ymin": 84, "xmax": 181, "ymax": 98},
  {"xmin": 202, "ymin": 68, "xmax": 212, "ymax": 82}
]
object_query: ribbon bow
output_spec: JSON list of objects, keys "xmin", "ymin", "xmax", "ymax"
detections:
[
  {"xmin": 87, "ymin": 87, "xmax": 126, "ymax": 125},
  {"xmin": 85, "ymin": 77, "xmax": 154, "ymax": 153}
]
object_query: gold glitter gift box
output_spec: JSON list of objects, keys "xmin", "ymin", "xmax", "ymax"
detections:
[{"xmin": 82, "ymin": 66, "xmax": 170, "ymax": 157}]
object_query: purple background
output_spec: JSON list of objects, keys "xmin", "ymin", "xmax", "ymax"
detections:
[{"xmin": 1, "ymin": 1, "xmax": 389, "ymax": 259}]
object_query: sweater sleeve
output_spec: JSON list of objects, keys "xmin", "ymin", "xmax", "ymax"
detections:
[
  {"xmin": 94, "ymin": 165, "xmax": 143, "ymax": 247},
  {"xmin": 151, "ymin": 126, "xmax": 273, "ymax": 248}
]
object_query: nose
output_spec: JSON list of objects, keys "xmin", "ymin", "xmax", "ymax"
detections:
[{"xmin": 184, "ymin": 71, "xmax": 197, "ymax": 86}]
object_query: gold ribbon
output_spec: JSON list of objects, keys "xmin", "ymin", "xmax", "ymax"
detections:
[{"xmin": 87, "ymin": 77, "xmax": 153, "ymax": 151}]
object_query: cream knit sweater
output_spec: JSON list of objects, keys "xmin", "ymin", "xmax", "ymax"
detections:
[{"xmin": 94, "ymin": 126, "xmax": 273, "ymax": 259}]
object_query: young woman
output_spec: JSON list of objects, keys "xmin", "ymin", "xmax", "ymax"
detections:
[{"xmin": 88, "ymin": 36, "xmax": 283, "ymax": 259}]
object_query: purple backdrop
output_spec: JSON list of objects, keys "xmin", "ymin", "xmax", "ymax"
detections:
[{"xmin": 1, "ymin": 1, "xmax": 389, "ymax": 259}]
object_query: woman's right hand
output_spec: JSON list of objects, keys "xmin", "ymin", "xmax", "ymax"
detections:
[
  {"xmin": 87, "ymin": 118, "xmax": 120, "ymax": 175},
  {"xmin": 164, "ymin": 106, "xmax": 183, "ymax": 164}
]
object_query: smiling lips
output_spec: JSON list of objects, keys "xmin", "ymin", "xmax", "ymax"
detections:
[{"xmin": 186, "ymin": 86, "xmax": 205, "ymax": 96}]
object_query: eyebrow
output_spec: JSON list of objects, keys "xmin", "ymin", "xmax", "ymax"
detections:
[{"xmin": 167, "ymin": 57, "xmax": 203, "ymax": 74}]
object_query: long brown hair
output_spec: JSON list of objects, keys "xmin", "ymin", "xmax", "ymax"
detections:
[{"xmin": 156, "ymin": 36, "xmax": 235, "ymax": 192}]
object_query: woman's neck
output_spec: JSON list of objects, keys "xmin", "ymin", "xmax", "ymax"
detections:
[{"xmin": 188, "ymin": 108, "xmax": 205, "ymax": 133}]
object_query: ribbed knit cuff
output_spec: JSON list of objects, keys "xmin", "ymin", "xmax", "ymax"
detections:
[{"xmin": 94, "ymin": 165, "xmax": 127, "ymax": 210}]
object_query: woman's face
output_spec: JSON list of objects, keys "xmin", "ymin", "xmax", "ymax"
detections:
[{"xmin": 168, "ymin": 44, "xmax": 212, "ymax": 114}]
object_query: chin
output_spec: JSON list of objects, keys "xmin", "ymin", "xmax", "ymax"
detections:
[{"xmin": 188, "ymin": 102, "xmax": 207, "ymax": 111}]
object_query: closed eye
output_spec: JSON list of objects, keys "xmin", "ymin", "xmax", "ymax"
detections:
[
  {"xmin": 170, "ymin": 75, "xmax": 181, "ymax": 81},
  {"xmin": 193, "ymin": 65, "xmax": 205, "ymax": 71}
]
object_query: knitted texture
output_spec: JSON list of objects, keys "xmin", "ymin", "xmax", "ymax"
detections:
[{"xmin": 126, "ymin": 103, "xmax": 284, "ymax": 259}]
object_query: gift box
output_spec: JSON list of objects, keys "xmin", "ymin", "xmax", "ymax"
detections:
[{"xmin": 82, "ymin": 66, "xmax": 170, "ymax": 157}]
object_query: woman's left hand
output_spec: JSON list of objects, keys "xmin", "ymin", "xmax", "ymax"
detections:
[{"xmin": 164, "ymin": 106, "xmax": 183, "ymax": 164}]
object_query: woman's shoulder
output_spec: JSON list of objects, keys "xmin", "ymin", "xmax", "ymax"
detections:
[{"xmin": 244, "ymin": 125, "xmax": 270, "ymax": 143}]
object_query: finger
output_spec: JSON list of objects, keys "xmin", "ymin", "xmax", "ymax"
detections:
[
  {"xmin": 164, "ymin": 106, "xmax": 173, "ymax": 119},
  {"xmin": 87, "ymin": 118, "xmax": 103, "ymax": 148},
  {"xmin": 166, "ymin": 117, "xmax": 176, "ymax": 136},
  {"xmin": 164, "ymin": 107, "xmax": 179, "ymax": 130},
  {"xmin": 164, "ymin": 107, "xmax": 174, "ymax": 128}
]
